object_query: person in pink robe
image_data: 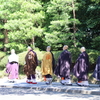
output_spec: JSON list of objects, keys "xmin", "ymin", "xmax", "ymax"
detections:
[{"xmin": 6, "ymin": 49, "xmax": 19, "ymax": 83}]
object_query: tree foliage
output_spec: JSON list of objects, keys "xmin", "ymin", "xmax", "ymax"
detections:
[
  {"xmin": 0, "ymin": 0, "xmax": 100, "ymax": 52},
  {"xmin": 76, "ymin": 0, "xmax": 100, "ymax": 50},
  {"xmin": 43, "ymin": 0, "xmax": 80, "ymax": 50},
  {"xmin": 0, "ymin": 0, "xmax": 44, "ymax": 52}
]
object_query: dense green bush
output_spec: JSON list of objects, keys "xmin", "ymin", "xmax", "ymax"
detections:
[
  {"xmin": 53, "ymin": 48, "xmax": 100, "ymax": 71},
  {"xmin": 87, "ymin": 49, "xmax": 100, "ymax": 64},
  {"xmin": 69, "ymin": 48, "xmax": 100, "ymax": 64},
  {"xmin": 0, "ymin": 48, "xmax": 100, "ymax": 71},
  {"xmin": 0, "ymin": 48, "xmax": 100, "ymax": 83},
  {"xmin": 0, "ymin": 51, "xmax": 7, "ymax": 69},
  {"xmin": 0, "ymin": 51, "xmax": 6, "ymax": 59},
  {"xmin": 18, "ymin": 51, "xmax": 27, "ymax": 66},
  {"xmin": 0, "ymin": 55, "xmax": 8, "ymax": 69},
  {"xmin": 53, "ymin": 51, "xmax": 61, "ymax": 63},
  {"xmin": 69, "ymin": 48, "xmax": 80, "ymax": 63}
]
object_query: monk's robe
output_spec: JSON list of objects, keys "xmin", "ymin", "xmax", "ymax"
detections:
[
  {"xmin": 6, "ymin": 53, "xmax": 19, "ymax": 79},
  {"xmin": 73, "ymin": 51, "xmax": 89, "ymax": 81},
  {"xmin": 24, "ymin": 50, "xmax": 38, "ymax": 76},
  {"xmin": 50, "ymin": 51, "xmax": 55, "ymax": 72},
  {"xmin": 93, "ymin": 56, "xmax": 100, "ymax": 81},
  {"xmin": 54, "ymin": 50, "xmax": 71, "ymax": 79},
  {"xmin": 41, "ymin": 52, "xmax": 53, "ymax": 76}
]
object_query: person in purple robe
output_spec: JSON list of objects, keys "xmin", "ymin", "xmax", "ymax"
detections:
[
  {"xmin": 73, "ymin": 47, "xmax": 89, "ymax": 86},
  {"xmin": 6, "ymin": 49, "xmax": 19, "ymax": 83},
  {"xmin": 24, "ymin": 46, "xmax": 38, "ymax": 84},
  {"xmin": 54, "ymin": 45, "xmax": 72, "ymax": 85},
  {"xmin": 93, "ymin": 56, "xmax": 100, "ymax": 85}
]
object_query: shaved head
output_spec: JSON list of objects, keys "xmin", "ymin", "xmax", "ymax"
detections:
[
  {"xmin": 27, "ymin": 46, "xmax": 32, "ymax": 51},
  {"xmin": 11, "ymin": 49, "xmax": 15, "ymax": 54},
  {"xmin": 63, "ymin": 45, "xmax": 68, "ymax": 50},
  {"xmin": 80, "ymin": 47, "xmax": 86, "ymax": 52},
  {"xmin": 46, "ymin": 46, "xmax": 51, "ymax": 51}
]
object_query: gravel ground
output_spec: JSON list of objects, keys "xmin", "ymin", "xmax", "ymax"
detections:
[{"xmin": 0, "ymin": 87, "xmax": 100, "ymax": 100}]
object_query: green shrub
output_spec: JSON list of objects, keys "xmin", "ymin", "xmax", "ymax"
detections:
[
  {"xmin": 0, "ymin": 51, "xmax": 6, "ymax": 59},
  {"xmin": 18, "ymin": 51, "xmax": 27, "ymax": 66},
  {"xmin": 0, "ymin": 55, "xmax": 8, "ymax": 69},
  {"xmin": 53, "ymin": 51, "xmax": 61, "ymax": 63},
  {"xmin": 0, "ymin": 48, "xmax": 100, "ymax": 75},
  {"xmin": 69, "ymin": 48, "xmax": 80, "ymax": 63},
  {"xmin": 35, "ymin": 48, "xmax": 45, "ymax": 61},
  {"xmin": 51, "ymin": 48, "xmax": 100, "ymax": 65},
  {"xmin": 53, "ymin": 48, "xmax": 80, "ymax": 64},
  {"xmin": 87, "ymin": 49, "xmax": 100, "ymax": 64}
]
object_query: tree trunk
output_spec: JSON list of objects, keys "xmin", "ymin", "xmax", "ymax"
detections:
[
  {"xmin": 32, "ymin": 36, "xmax": 35, "ymax": 49},
  {"xmin": 72, "ymin": 0, "xmax": 77, "ymax": 47},
  {"xmin": 3, "ymin": 19, "xmax": 8, "ymax": 52}
]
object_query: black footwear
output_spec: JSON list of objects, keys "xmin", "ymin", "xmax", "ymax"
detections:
[
  {"xmin": 60, "ymin": 81, "xmax": 65, "ymax": 85},
  {"xmin": 46, "ymin": 82, "xmax": 50, "ymax": 85},
  {"xmin": 46, "ymin": 81, "xmax": 51, "ymax": 85},
  {"xmin": 45, "ymin": 80, "xmax": 52, "ymax": 85},
  {"xmin": 65, "ymin": 83, "xmax": 72, "ymax": 86},
  {"xmin": 76, "ymin": 82, "xmax": 83, "ymax": 86},
  {"xmin": 9, "ymin": 81, "xmax": 15, "ymax": 83},
  {"xmin": 83, "ymin": 85, "xmax": 89, "ymax": 87}
]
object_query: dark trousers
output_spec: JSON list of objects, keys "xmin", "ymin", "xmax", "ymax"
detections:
[
  {"xmin": 45, "ymin": 74, "xmax": 52, "ymax": 78},
  {"xmin": 27, "ymin": 74, "xmax": 35, "ymax": 80}
]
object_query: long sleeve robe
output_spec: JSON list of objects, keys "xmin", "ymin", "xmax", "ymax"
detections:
[
  {"xmin": 93, "ymin": 56, "xmax": 100, "ymax": 81},
  {"xmin": 54, "ymin": 50, "xmax": 72, "ymax": 78},
  {"xmin": 6, "ymin": 53, "xmax": 19, "ymax": 79},
  {"xmin": 24, "ymin": 50, "xmax": 38, "ymax": 76},
  {"xmin": 41, "ymin": 52, "xmax": 53, "ymax": 76},
  {"xmin": 73, "ymin": 51, "xmax": 89, "ymax": 81}
]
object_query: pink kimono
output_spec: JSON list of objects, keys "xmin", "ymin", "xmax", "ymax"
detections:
[
  {"xmin": 6, "ymin": 50, "xmax": 19, "ymax": 80},
  {"xmin": 6, "ymin": 63, "xmax": 19, "ymax": 79}
]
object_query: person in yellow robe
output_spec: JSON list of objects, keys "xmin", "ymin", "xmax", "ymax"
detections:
[{"xmin": 41, "ymin": 46, "xmax": 54, "ymax": 85}]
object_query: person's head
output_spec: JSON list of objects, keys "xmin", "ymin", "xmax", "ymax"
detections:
[
  {"xmin": 80, "ymin": 47, "xmax": 86, "ymax": 52},
  {"xmin": 11, "ymin": 49, "xmax": 15, "ymax": 54},
  {"xmin": 46, "ymin": 46, "xmax": 51, "ymax": 52},
  {"xmin": 27, "ymin": 46, "xmax": 32, "ymax": 51},
  {"xmin": 63, "ymin": 45, "xmax": 68, "ymax": 50}
]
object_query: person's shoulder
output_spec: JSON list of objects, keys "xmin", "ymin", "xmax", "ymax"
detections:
[
  {"xmin": 67, "ymin": 50, "xmax": 71, "ymax": 53},
  {"xmin": 98, "ymin": 56, "xmax": 100, "ymax": 59},
  {"xmin": 64, "ymin": 50, "xmax": 71, "ymax": 53},
  {"xmin": 8, "ymin": 55, "xmax": 11, "ymax": 58},
  {"xmin": 46, "ymin": 52, "xmax": 51, "ymax": 54},
  {"xmin": 45, "ymin": 52, "xmax": 52, "ymax": 56},
  {"xmin": 29, "ymin": 50, "xmax": 35, "ymax": 54},
  {"xmin": 84, "ymin": 51, "xmax": 88, "ymax": 55}
]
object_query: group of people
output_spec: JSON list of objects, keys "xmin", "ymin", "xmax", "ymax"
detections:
[
  {"xmin": 5, "ymin": 45, "xmax": 100, "ymax": 87},
  {"xmin": 41, "ymin": 45, "xmax": 90, "ymax": 86}
]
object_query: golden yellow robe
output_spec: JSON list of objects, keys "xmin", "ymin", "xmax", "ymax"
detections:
[{"xmin": 41, "ymin": 52, "xmax": 53, "ymax": 76}]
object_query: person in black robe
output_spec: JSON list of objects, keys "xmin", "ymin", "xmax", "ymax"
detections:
[
  {"xmin": 73, "ymin": 47, "xmax": 89, "ymax": 86},
  {"xmin": 24, "ymin": 46, "xmax": 38, "ymax": 84},
  {"xmin": 93, "ymin": 56, "xmax": 100, "ymax": 83},
  {"xmin": 54, "ymin": 45, "xmax": 72, "ymax": 85}
]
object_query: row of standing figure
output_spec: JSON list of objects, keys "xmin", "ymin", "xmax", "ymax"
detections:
[
  {"xmin": 41, "ymin": 45, "xmax": 89, "ymax": 86},
  {"xmin": 6, "ymin": 46, "xmax": 100, "ymax": 86},
  {"xmin": 41, "ymin": 45, "xmax": 100, "ymax": 86}
]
